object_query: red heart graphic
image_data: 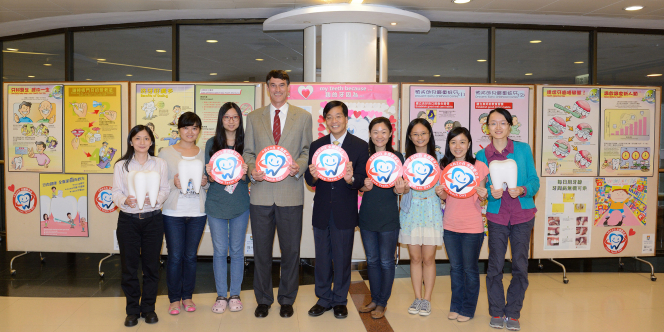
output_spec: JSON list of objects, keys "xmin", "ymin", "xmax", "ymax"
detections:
[
  {"xmin": 8, "ymin": 184, "xmax": 15, "ymax": 192},
  {"xmin": 389, "ymin": 115, "xmax": 397, "ymax": 123},
  {"xmin": 302, "ymin": 89, "xmax": 311, "ymax": 98},
  {"xmin": 353, "ymin": 111, "xmax": 361, "ymax": 118},
  {"xmin": 318, "ymin": 133, "xmax": 325, "ymax": 138},
  {"xmin": 629, "ymin": 228, "xmax": 636, "ymax": 236},
  {"xmin": 317, "ymin": 115, "xmax": 324, "ymax": 123},
  {"xmin": 318, "ymin": 124, "xmax": 326, "ymax": 131}
]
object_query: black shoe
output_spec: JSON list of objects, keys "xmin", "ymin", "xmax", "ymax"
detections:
[
  {"xmin": 280, "ymin": 304, "xmax": 294, "ymax": 318},
  {"xmin": 124, "ymin": 314, "xmax": 139, "ymax": 327},
  {"xmin": 255, "ymin": 304, "xmax": 271, "ymax": 318},
  {"xmin": 333, "ymin": 305, "xmax": 348, "ymax": 319},
  {"xmin": 141, "ymin": 311, "xmax": 158, "ymax": 324},
  {"xmin": 616, "ymin": 216, "xmax": 624, "ymax": 226},
  {"xmin": 308, "ymin": 304, "xmax": 332, "ymax": 317}
]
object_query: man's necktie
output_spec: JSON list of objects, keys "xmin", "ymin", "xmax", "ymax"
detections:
[
  {"xmin": 273, "ymin": 109, "xmax": 281, "ymax": 145},
  {"xmin": 333, "ymin": 140, "xmax": 340, "ymax": 146}
]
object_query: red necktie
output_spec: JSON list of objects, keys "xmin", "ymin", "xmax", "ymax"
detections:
[{"xmin": 273, "ymin": 109, "xmax": 281, "ymax": 145}]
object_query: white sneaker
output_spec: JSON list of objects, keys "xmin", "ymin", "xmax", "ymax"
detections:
[
  {"xmin": 418, "ymin": 299, "xmax": 431, "ymax": 316},
  {"xmin": 408, "ymin": 299, "xmax": 422, "ymax": 314}
]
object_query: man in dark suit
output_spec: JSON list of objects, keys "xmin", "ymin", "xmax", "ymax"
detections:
[{"xmin": 305, "ymin": 100, "xmax": 369, "ymax": 319}]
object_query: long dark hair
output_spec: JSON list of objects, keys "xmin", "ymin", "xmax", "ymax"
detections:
[
  {"xmin": 115, "ymin": 125, "xmax": 155, "ymax": 172},
  {"xmin": 405, "ymin": 118, "xmax": 436, "ymax": 160},
  {"xmin": 368, "ymin": 117, "xmax": 395, "ymax": 155},
  {"xmin": 210, "ymin": 102, "xmax": 244, "ymax": 156},
  {"xmin": 440, "ymin": 127, "xmax": 476, "ymax": 168}
]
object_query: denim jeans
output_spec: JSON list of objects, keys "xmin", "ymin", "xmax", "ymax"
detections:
[
  {"xmin": 162, "ymin": 215, "xmax": 207, "ymax": 304},
  {"xmin": 208, "ymin": 210, "xmax": 250, "ymax": 297},
  {"xmin": 360, "ymin": 228, "xmax": 399, "ymax": 307},
  {"xmin": 443, "ymin": 229, "xmax": 484, "ymax": 318}
]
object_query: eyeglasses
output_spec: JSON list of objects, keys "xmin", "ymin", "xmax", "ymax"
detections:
[{"xmin": 223, "ymin": 115, "xmax": 239, "ymax": 122}]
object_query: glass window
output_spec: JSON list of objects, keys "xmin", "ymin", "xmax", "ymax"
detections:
[
  {"xmin": 74, "ymin": 27, "xmax": 172, "ymax": 81},
  {"xmin": 179, "ymin": 24, "xmax": 303, "ymax": 82},
  {"xmin": 3, "ymin": 34, "xmax": 65, "ymax": 82},
  {"xmin": 597, "ymin": 33, "xmax": 664, "ymax": 86},
  {"xmin": 388, "ymin": 27, "xmax": 489, "ymax": 83},
  {"xmin": 495, "ymin": 29, "xmax": 589, "ymax": 84}
]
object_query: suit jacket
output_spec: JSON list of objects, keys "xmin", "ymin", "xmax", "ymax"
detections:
[
  {"xmin": 305, "ymin": 133, "xmax": 369, "ymax": 230},
  {"xmin": 243, "ymin": 103, "xmax": 313, "ymax": 207}
]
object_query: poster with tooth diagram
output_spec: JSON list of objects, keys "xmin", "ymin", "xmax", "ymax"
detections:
[
  {"xmin": 541, "ymin": 87, "xmax": 600, "ymax": 176},
  {"xmin": 134, "ymin": 85, "xmax": 195, "ymax": 156},
  {"xmin": 409, "ymin": 86, "xmax": 470, "ymax": 150},
  {"xmin": 64, "ymin": 85, "xmax": 122, "ymax": 174},
  {"xmin": 7, "ymin": 85, "xmax": 63, "ymax": 172},
  {"xmin": 39, "ymin": 174, "xmax": 88, "ymax": 237},
  {"xmin": 195, "ymin": 85, "xmax": 257, "ymax": 150},
  {"xmin": 470, "ymin": 87, "xmax": 530, "ymax": 155},
  {"xmin": 599, "ymin": 89, "xmax": 656, "ymax": 177},
  {"xmin": 544, "ymin": 178, "xmax": 592, "ymax": 250}
]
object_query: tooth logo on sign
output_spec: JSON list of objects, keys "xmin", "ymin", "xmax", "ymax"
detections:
[
  {"xmin": 603, "ymin": 228, "xmax": 628, "ymax": 254},
  {"xmin": 95, "ymin": 186, "xmax": 118, "ymax": 213},
  {"xmin": 411, "ymin": 161, "xmax": 434, "ymax": 184},
  {"xmin": 312, "ymin": 144, "xmax": 349, "ymax": 182},
  {"xmin": 256, "ymin": 145, "xmax": 293, "ymax": 182},
  {"xmin": 403, "ymin": 153, "xmax": 440, "ymax": 191},
  {"xmin": 209, "ymin": 149, "xmax": 244, "ymax": 185},
  {"xmin": 12, "ymin": 187, "xmax": 37, "ymax": 214},
  {"xmin": 366, "ymin": 151, "xmax": 403, "ymax": 188},
  {"xmin": 373, "ymin": 160, "xmax": 396, "ymax": 182},
  {"xmin": 441, "ymin": 161, "xmax": 480, "ymax": 198}
]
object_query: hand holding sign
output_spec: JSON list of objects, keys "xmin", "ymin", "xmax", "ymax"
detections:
[
  {"xmin": 312, "ymin": 144, "xmax": 349, "ymax": 182},
  {"xmin": 209, "ymin": 149, "xmax": 245, "ymax": 185}
]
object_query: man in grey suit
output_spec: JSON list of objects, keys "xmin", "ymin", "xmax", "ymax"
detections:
[{"xmin": 243, "ymin": 70, "xmax": 313, "ymax": 318}]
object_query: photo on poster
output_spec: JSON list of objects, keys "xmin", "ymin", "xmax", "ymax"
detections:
[
  {"xmin": 39, "ymin": 174, "xmax": 88, "ymax": 237},
  {"xmin": 409, "ymin": 86, "xmax": 470, "ymax": 151},
  {"xmin": 594, "ymin": 177, "xmax": 647, "ymax": 227},
  {"xmin": 7, "ymin": 85, "xmax": 64, "ymax": 172},
  {"xmin": 135, "ymin": 84, "xmax": 195, "ymax": 155},
  {"xmin": 541, "ymin": 87, "xmax": 600, "ymax": 176},
  {"xmin": 544, "ymin": 178, "xmax": 593, "ymax": 250},
  {"xmin": 599, "ymin": 89, "xmax": 656, "ymax": 176}
]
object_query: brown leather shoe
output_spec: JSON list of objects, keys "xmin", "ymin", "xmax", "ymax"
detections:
[
  {"xmin": 371, "ymin": 306, "xmax": 386, "ymax": 319},
  {"xmin": 359, "ymin": 302, "xmax": 377, "ymax": 313}
]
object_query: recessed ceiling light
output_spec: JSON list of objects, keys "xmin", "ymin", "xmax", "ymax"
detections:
[
  {"xmin": 350, "ymin": 0, "xmax": 364, "ymax": 4},
  {"xmin": 28, "ymin": 75, "xmax": 35, "ymax": 78},
  {"xmin": 85, "ymin": 79, "xmax": 91, "ymax": 81},
  {"xmin": 244, "ymin": 81, "xmax": 249, "ymax": 82},
  {"xmin": 574, "ymin": 61, "xmax": 584, "ymax": 64},
  {"xmin": 210, "ymin": 73, "xmax": 217, "ymax": 75},
  {"xmin": 624, "ymin": 6, "xmax": 644, "ymax": 11},
  {"xmin": 97, "ymin": 58, "xmax": 106, "ymax": 61},
  {"xmin": 418, "ymin": 80, "xmax": 425, "ymax": 82},
  {"xmin": 477, "ymin": 59, "xmax": 487, "ymax": 62},
  {"xmin": 452, "ymin": 0, "xmax": 472, "ymax": 3},
  {"xmin": 390, "ymin": 22, "xmax": 397, "ymax": 26},
  {"xmin": 206, "ymin": 40, "xmax": 218, "ymax": 43},
  {"xmin": 530, "ymin": 40, "xmax": 542, "ymax": 43},
  {"xmin": 6, "ymin": 48, "xmax": 17, "ymax": 51},
  {"xmin": 43, "ymin": 64, "xmax": 52, "ymax": 66},
  {"xmin": 256, "ymin": 59, "xmax": 264, "ymax": 61},
  {"xmin": 156, "ymin": 50, "xmax": 167, "ymax": 53},
  {"xmin": 433, "ymin": 75, "xmax": 441, "ymax": 77},
  {"xmin": 525, "ymin": 73, "xmax": 533, "ymax": 76},
  {"xmin": 646, "ymin": 73, "xmax": 662, "ymax": 77},
  {"xmin": 126, "ymin": 74, "xmax": 133, "ymax": 77},
  {"xmin": 285, "ymin": 70, "xmax": 292, "ymax": 72}
]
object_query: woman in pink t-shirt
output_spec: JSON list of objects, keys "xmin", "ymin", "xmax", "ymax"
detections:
[{"xmin": 435, "ymin": 126, "xmax": 488, "ymax": 323}]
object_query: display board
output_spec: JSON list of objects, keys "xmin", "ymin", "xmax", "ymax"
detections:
[
  {"xmin": 4, "ymin": 82, "xmax": 129, "ymax": 253},
  {"xmin": 533, "ymin": 85, "xmax": 660, "ymax": 259},
  {"xmin": 401, "ymin": 83, "xmax": 536, "ymax": 260}
]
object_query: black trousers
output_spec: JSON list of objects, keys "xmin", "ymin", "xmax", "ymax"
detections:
[
  {"xmin": 117, "ymin": 211, "xmax": 164, "ymax": 315},
  {"xmin": 250, "ymin": 204, "xmax": 303, "ymax": 306},
  {"xmin": 313, "ymin": 213, "xmax": 354, "ymax": 307}
]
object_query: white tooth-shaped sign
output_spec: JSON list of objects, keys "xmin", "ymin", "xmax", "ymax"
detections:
[
  {"xmin": 178, "ymin": 158, "xmax": 204, "ymax": 194},
  {"xmin": 489, "ymin": 159, "xmax": 518, "ymax": 190},
  {"xmin": 127, "ymin": 170, "xmax": 161, "ymax": 209}
]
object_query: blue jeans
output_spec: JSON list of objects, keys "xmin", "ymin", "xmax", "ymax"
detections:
[
  {"xmin": 163, "ymin": 215, "xmax": 207, "ymax": 303},
  {"xmin": 208, "ymin": 210, "xmax": 250, "ymax": 297},
  {"xmin": 443, "ymin": 229, "xmax": 484, "ymax": 318},
  {"xmin": 360, "ymin": 228, "xmax": 399, "ymax": 307}
]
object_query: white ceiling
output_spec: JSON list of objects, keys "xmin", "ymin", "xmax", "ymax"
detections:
[{"xmin": 0, "ymin": 0, "xmax": 662, "ymax": 37}]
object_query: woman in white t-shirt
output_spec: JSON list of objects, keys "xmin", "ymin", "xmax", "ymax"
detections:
[{"xmin": 159, "ymin": 112, "xmax": 209, "ymax": 315}]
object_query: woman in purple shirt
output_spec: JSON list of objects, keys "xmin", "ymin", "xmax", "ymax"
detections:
[{"xmin": 475, "ymin": 108, "xmax": 539, "ymax": 331}]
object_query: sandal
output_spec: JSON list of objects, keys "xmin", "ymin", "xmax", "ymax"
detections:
[
  {"xmin": 183, "ymin": 299, "xmax": 196, "ymax": 312},
  {"xmin": 212, "ymin": 296, "xmax": 227, "ymax": 314},
  {"xmin": 228, "ymin": 295, "xmax": 243, "ymax": 312},
  {"xmin": 168, "ymin": 301, "xmax": 181, "ymax": 315}
]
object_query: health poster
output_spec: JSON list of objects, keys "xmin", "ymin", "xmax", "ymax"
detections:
[
  {"xmin": 39, "ymin": 174, "xmax": 88, "ymax": 237},
  {"xmin": 470, "ymin": 87, "xmax": 530, "ymax": 155},
  {"xmin": 544, "ymin": 178, "xmax": 593, "ymax": 250},
  {"xmin": 288, "ymin": 84, "xmax": 399, "ymax": 144},
  {"xmin": 599, "ymin": 89, "xmax": 656, "ymax": 176},
  {"xmin": 541, "ymin": 87, "xmax": 600, "ymax": 176},
  {"xmin": 409, "ymin": 86, "xmax": 470, "ymax": 151},
  {"xmin": 594, "ymin": 177, "xmax": 647, "ymax": 227},
  {"xmin": 64, "ymin": 85, "xmax": 122, "ymax": 173},
  {"xmin": 6, "ymin": 85, "xmax": 64, "ymax": 172},
  {"xmin": 135, "ymin": 84, "xmax": 195, "ymax": 155},
  {"xmin": 195, "ymin": 85, "xmax": 256, "ymax": 149}
]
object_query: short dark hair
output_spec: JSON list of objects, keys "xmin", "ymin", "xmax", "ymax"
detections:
[
  {"xmin": 488, "ymin": 108, "xmax": 513, "ymax": 125},
  {"xmin": 266, "ymin": 70, "xmax": 290, "ymax": 85},
  {"xmin": 323, "ymin": 100, "xmax": 348, "ymax": 118},
  {"xmin": 19, "ymin": 101, "xmax": 32, "ymax": 108},
  {"xmin": 35, "ymin": 141, "xmax": 46, "ymax": 149},
  {"xmin": 177, "ymin": 111, "xmax": 202, "ymax": 129},
  {"xmin": 51, "ymin": 186, "xmax": 56, "ymax": 190}
]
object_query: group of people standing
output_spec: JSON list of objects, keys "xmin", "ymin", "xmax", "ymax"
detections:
[{"xmin": 111, "ymin": 69, "xmax": 539, "ymax": 331}]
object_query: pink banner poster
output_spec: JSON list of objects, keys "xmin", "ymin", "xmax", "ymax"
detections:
[
  {"xmin": 409, "ymin": 86, "xmax": 470, "ymax": 153},
  {"xmin": 470, "ymin": 87, "xmax": 530, "ymax": 154}
]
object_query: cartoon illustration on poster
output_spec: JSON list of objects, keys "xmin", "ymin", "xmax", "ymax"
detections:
[
  {"xmin": 196, "ymin": 85, "xmax": 257, "ymax": 150},
  {"xmin": 39, "ymin": 174, "xmax": 88, "ymax": 237},
  {"xmin": 541, "ymin": 87, "xmax": 600, "ymax": 176},
  {"xmin": 544, "ymin": 178, "xmax": 593, "ymax": 250},
  {"xmin": 599, "ymin": 89, "xmax": 656, "ymax": 176},
  {"xmin": 409, "ymin": 86, "xmax": 469, "ymax": 152},
  {"xmin": 594, "ymin": 177, "xmax": 647, "ymax": 227},
  {"xmin": 7, "ymin": 85, "xmax": 64, "ymax": 172},
  {"xmin": 64, "ymin": 85, "xmax": 122, "ymax": 174},
  {"xmin": 470, "ymin": 87, "xmax": 530, "ymax": 155},
  {"xmin": 135, "ymin": 85, "xmax": 195, "ymax": 155}
]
